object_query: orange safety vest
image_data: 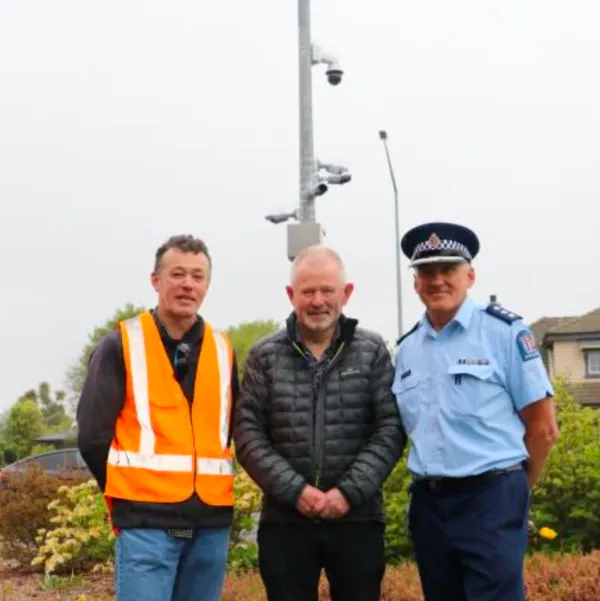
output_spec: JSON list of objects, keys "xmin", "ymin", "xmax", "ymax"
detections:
[{"xmin": 104, "ymin": 311, "xmax": 234, "ymax": 507}]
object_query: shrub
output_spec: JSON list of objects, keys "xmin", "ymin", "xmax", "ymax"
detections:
[
  {"xmin": 32, "ymin": 479, "xmax": 116, "ymax": 575},
  {"xmin": 524, "ymin": 551, "xmax": 600, "ymax": 601},
  {"xmin": 382, "ymin": 453, "xmax": 414, "ymax": 563},
  {"xmin": 529, "ymin": 378, "xmax": 600, "ymax": 553},
  {"xmin": 229, "ymin": 463, "xmax": 262, "ymax": 573},
  {"xmin": 0, "ymin": 464, "xmax": 79, "ymax": 566},
  {"xmin": 221, "ymin": 551, "xmax": 600, "ymax": 601},
  {"xmin": 31, "ymin": 465, "xmax": 263, "ymax": 575}
]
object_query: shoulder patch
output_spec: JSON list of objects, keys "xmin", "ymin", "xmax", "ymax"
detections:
[
  {"xmin": 516, "ymin": 328, "xmax": 540, "ymax": 361},
  {"xmin": 485, "ymin": 303, "xmax": 522, "ymax": 324},
  {"xmin": 396, "ymin": 322, "xmax": 420, "ymax": 346}
]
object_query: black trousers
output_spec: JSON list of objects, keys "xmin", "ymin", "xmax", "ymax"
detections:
[{"xmin": 257, "ymin": 521, "xmax": 386, "ymax": 601}]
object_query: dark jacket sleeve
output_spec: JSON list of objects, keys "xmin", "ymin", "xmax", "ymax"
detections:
[
  {"xmin": 76, "ymin": 331, "xmax": 126, "ymax": 492},
  {"xmin": 233, "ymin": 345, "xmax": 307, "ymax": 507},
  {"xmin": 335, "ymin": 338, "xmax": 406, "ymax": 506}
]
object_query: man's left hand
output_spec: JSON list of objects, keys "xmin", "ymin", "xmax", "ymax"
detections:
[{"xmin": 314, "ymin": 488, "xmax": 350, "ymax": 519}]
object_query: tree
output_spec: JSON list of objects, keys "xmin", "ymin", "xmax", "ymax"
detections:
[
  {"xmin": 226, "ymin": 320, "xmax": 281, "ymax": 375},
  {"xmin": 1, "ymin": 398, "xmax": 44, "ymax": 460},
  {"xmin": 65, "ymin": 303, "xmax": 146, "ymax": 403},
  {"xmin": 37, "ymin": 382, "xmax": 72, "ymax": 432},
  {"xmin": 0, "ymin": 383, "xmax": 72, "ymax": 462}
]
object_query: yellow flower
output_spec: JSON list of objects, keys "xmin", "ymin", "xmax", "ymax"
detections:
[{"xmin": 539, "ymin": 527, "xmax": 558, "ymax": 540}]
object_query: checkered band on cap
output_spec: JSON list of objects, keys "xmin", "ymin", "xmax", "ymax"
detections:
[{"xmin": 411, "ymin": 237, "xmax": 472, "ymax": 261}]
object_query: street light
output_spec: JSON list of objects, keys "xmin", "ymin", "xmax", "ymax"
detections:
[
  {"xmin": 378, "ymin": 129, "xmax": 403, "ymax": 338},
  {"xmin": 265, "ymin": 0, "xmax": 351, "ymax": 261}
]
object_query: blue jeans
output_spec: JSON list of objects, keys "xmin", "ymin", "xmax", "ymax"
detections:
[{"xmin": 115, "ymin": 527, "xmax": 230, "ymax": 601}]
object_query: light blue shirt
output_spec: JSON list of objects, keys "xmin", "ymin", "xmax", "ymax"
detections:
[{"xmin": 393, "ymin": 297, "xmax": 554, "ymax": 478}]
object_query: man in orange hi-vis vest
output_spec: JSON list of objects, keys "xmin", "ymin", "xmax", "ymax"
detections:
[{"xmin": 76, "ymin": 235, "xmax": 239, "ymax": 601}]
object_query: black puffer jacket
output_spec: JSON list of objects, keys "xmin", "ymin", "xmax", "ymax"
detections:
[{"xmin": 233, "ymin": 313, "xmax": 406, "ymax": 524}]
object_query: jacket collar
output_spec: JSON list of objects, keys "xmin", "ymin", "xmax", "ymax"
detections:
[
  {"xmin": 285, "ymin": 312, "xmax": 358, "ymax": 345},
  {"xmin": 151, "ymin": 308, "xmax": 204, "ymax": 347}
]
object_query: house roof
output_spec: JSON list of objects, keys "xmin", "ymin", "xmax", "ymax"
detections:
[
  {"xmin": 530, "ymin": 316, "xmax": 576, "ymax": 346},
  {"xmin": 35, "ymin": 427, "xmax": 77, "ymax": 443},
  {"xmin": 545, "ymin": 307, "xmax": 600, "ymax": 336},
  {"xmin": 565, "ymin": 381, "xmax": 600, "ymax": 407}
]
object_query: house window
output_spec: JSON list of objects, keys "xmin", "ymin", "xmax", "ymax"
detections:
[{"xmin": 586, "ymin": 351, "xmax": 600, "ymax": 378}]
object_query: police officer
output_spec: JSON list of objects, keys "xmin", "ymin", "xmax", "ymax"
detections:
[{"xmin": 393, "ymin": 222, "xmax": 559, "ymax": 601}]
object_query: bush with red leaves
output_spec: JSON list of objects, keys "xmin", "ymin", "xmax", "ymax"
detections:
[{"xmin": 221, "ymin": 550, "xmax": 600, "ymax": 601}]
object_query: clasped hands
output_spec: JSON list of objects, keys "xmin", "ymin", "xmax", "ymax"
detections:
[{"xmin": 296, "ymin": 484, "xmax": 350, "ymax": 519}]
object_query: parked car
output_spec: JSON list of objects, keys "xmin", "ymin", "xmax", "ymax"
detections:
[{"xmin": 0, "ymin": 448, "xmax": 91, "ymax": 490}]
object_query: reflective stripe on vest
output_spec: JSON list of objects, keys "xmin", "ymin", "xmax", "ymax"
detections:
[
  {"xmin": 106, "ymin": 450, "xmax": 233, "ymax": 476},
  {"xmin": 105, "ymin": 311, "xmax": 234, "ymax": 505}
]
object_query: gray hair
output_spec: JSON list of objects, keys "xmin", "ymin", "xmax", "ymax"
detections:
[{"xmin": 290, "ymin": 245, "xmax": 347, "ymax": 285}]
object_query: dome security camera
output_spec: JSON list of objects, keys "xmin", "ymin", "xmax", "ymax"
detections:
[{"xmin": 326, "ymin": 64, "xmax": 343, "ymax": 86}]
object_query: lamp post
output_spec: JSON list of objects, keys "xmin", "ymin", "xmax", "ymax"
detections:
[
  {"xmin": 265, "ymin": 0, "xmax": 351, "ymax": 261},
  {"xmin": 378, "ymin": 129, "xmax": 403, "ymax": 338}
]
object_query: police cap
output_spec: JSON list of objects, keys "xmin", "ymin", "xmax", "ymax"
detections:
[{"xmin": 400, "ymin": 222, "xmax": 480, "ymax": 267}]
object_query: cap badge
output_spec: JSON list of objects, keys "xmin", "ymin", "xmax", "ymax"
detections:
[{"xmin": 427, "ymin": 233, "xmax": 441, "ymax": 248}]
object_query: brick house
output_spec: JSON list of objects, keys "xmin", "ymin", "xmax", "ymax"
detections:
[{"xmin": 530, "ymin": 307, "xmax": 600, "ymax": 409}]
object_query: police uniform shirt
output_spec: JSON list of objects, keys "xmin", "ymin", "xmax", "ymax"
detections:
[{"xmin": 393, "ymin": 297, "xmax": 554, "ymax": 478}]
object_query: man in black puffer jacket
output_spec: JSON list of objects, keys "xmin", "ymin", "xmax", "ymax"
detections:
[{"xmin": 234, "ymin": 245, "xmax": 406, "ymax": 601}]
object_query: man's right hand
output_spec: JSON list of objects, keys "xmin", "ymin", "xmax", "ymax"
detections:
[{"xmin": 295, "ymin": 485, "xmax": 325, "ymax": 518}]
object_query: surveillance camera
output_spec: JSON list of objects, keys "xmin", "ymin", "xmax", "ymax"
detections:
[
  {"xmin": 317, "ymin": 161, "xmax": 348, "ymax": 175},
  {"xmin": 326, "ymin": 64, "xmax": 343, "ymax": 86},
  {"xmin": 313, "ymin": 182, "xmax": 328, "ymax": 196},
  {"xmin": 326, "ymin": 173, "xmax": 352, "ymax": 185},
  {"xmin": 312, "ymin": 44, "xmax": 344, "ymax": 86},
  {"xmin": 265, "ymin": 211, "xmax": 296, "ymax": 225},
  {"xmin": 265, "ymin": 214, "xmax": 286, "ymax": 225}
]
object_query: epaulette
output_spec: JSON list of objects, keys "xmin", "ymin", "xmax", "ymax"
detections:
[
  {"xmin": 485, "ymin": 303, "xmax": 522, "ymax": 325},
  {"xmin": 396, "ymin": 321, "xmax": 420, "ymax": 346}
]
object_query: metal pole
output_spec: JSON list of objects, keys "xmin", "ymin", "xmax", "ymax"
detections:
[
  {"xmin": 298, "ymin": 0, "xmax": 315, "ymax": 223},
  {"xmin": 378, "ymin": 130, "xmax": 403, "ymax": 337}
]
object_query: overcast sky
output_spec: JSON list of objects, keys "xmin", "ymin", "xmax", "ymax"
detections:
[{"xmin": 1, "ymin": 0, "xmax": 599, "ymax": 411}]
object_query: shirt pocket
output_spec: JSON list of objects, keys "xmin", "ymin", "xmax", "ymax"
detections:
[
  {"xmin": 446, "ymin": 363, "xmax": 495, "ymax": 416},
  {"xmin": 392, "ymin": 373, "xmax": 423, "ymax": 434}
]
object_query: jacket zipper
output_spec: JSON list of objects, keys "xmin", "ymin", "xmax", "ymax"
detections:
[
  {"xmin": 293, "ymin": 340, "xmax": 346, "ymax": 488},
  {"xmin": 292, "ymin": 342, "xmax": 320, "ymax": 484},
  {"xmin": 313, "ymin": 342, "xmax": 346, "ymax": 488}
]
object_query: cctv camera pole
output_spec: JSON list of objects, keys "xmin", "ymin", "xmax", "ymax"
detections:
[
  {"xmin": 280, "ymin": 0, "xmax": 323, "ymax": 261},
  {"xmin": 266, "ymin": 1, "xmax": 343, "ymax": 261},
  {"xmin": 378, "ymin": 129, "xmax": 403, "ymax": 337},
  {"xmin": 298, "ymin": 0, "xmax": 315, "ymax": 223}
]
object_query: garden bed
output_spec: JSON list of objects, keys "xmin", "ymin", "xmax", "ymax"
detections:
[{"xmin": 2, "ymin": 552, "xmax": 600, "ymax": 601}]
